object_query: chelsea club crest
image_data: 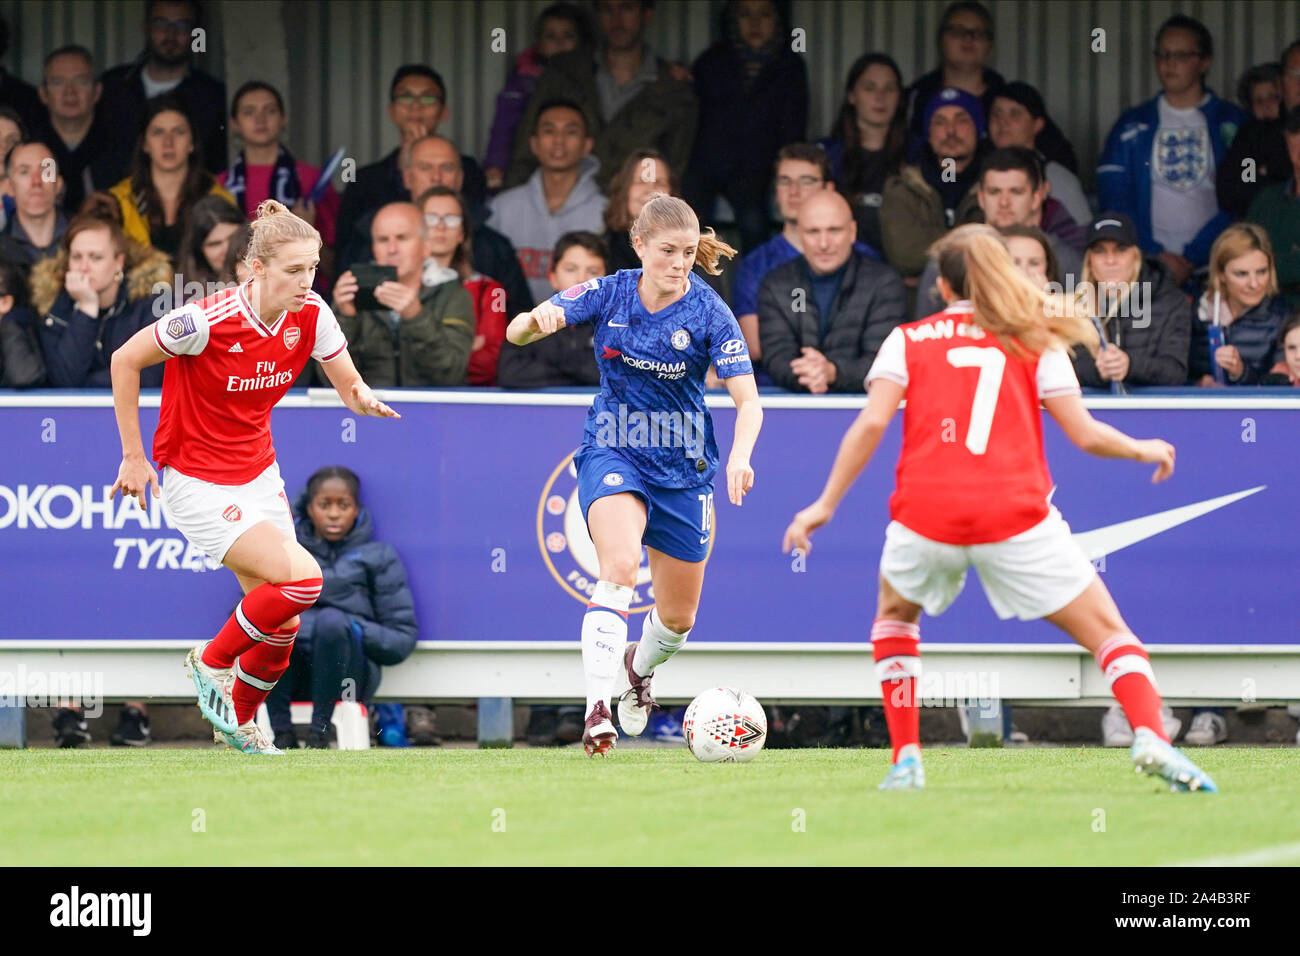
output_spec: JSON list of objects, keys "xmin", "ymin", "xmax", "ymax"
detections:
[{"xmin": 671, "ymin": 329, "xmax": 690, "ymax": 350}]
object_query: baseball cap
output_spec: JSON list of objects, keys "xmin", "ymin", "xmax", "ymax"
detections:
[
  {"xmin": 923, "ymin": 86, "xmax": 987, "ymax": 138},
  {"xmin": 1086, "ymin": 213, "xmax": 1138, "ymax": 248}
]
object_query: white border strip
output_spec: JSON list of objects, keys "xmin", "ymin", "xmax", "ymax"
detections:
[
  {"xmin": 1170, "ymin": 840, "xmax": 1300, "ymax": 867},
  {"xmin": 1, "ymin": 390, "xmax": 1298, "ymax": 411}
]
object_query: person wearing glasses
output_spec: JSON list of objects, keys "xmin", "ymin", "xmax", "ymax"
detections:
[
  {"xmin": 330, "ymin": 202, "xmax": 473, "ymax": 387},
  {"xmin": 1097, "ymin": 15, "xmax": 1247, "ymax": 289},
  {"xmin": 95, "ymin": 0, "xmax": 227, "ymax": 182},
  {"xmin": 903, "ymin": 2, "xmax": 1005, "ymax": 164},
  {"xmin": 335, "ymin": 65, "xmax": 488, "ymax": 270},
  {"xmin": 1219, "ymin": 39, "xmax": 1300, "ymax": 219},
  {"xmin": 33, "ymin": 46, "xmax": 116, "ymax": 215}
]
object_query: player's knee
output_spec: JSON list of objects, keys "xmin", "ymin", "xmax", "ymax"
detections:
[
  {"xmin": 658, "ymin": 611, "xmax": 694, "ymax": 634},
  {"xmin": 597, "ymin": 557, "xmax": 639, "ymax": 589},
  {"xmin": 281, "ymin": 614, "xmax": 301, "ymax": 633}
]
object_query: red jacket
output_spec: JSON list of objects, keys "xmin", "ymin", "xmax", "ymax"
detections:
[{"xmin": 464, "ymin": 272, "xmax": 508, "ymax": 385}]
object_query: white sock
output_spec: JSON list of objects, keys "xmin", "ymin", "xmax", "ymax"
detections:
[
  {"xmin": 582, "ymin": 580, "xmax": 632, "ymax": 716},
  {"xmin": 632, "ymin": 607, "xmax": 690, "ymax": 676}
]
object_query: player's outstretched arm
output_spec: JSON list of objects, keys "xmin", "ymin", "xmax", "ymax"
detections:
[
  {"xmin": 723, "ymin": 372, "xmax": 762, "ymax": 506},
  {"xmin": 1042, "ymin": 393, "xmax": 1174, "ymax": 483},
  {"xmin": 782, "ymin": 378, "xmax": 904, "ymax": 554},
  {"xmin": 320, "ymin": 350, "xmax": 401, "ymax": 419},
  {"xmin": 505, "ymin": 302, "xmax": 566, "ymax": 347},
  {"xmin": 109, "ymin": 326, "xmax": 170, "ymax": 509}
]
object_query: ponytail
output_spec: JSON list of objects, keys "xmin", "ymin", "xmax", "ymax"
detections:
[{"xmin": 695, "ymin": 228, "xmax": 737, "ymax": 276}]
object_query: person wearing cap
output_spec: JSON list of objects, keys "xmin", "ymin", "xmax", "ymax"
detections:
[
  {"xmin": 1096, "ymin": 14, "xmax": 1247, "ymax": 287},
  {"xmin": 1070, "ymin": 213, "xmax": 1191, "ymax": 388},
  {"xmin": 988, "ymin": 81, "xmax": 1092, "ymax": 226},
  {"xmin": 912, "ymin": 147, "xmax": 1085, "ymax": 319},
  {"xmin": 1245, "ymin": 104, "xmax": 1300, "ymax": 310},
  {"xmin": 879, "ymin": 86, "xmax": 987, "ymax": 279},
  {"xmin": 903, "ymin": 1, "xmax": 1005, "ymax": 163}
]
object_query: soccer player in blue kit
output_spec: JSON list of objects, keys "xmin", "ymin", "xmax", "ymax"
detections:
[{"xmin": 505, "ymin": 194, "xmax": 764, "ymax": 756}]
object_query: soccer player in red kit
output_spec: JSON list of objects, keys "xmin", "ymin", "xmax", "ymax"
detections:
[
  {"xmin": 109, "ymin": 199, "xmax": 399, "ymax": 755},
  {"xmin": 783, "ymin": 224, "xmax": 1216, "ymax": 793}
]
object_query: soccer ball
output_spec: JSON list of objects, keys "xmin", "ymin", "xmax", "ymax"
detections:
[{"xmin": 682, "ymin": 687, "xmax": 767, "ymax": 763}]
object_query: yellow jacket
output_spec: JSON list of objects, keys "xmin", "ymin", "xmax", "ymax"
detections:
[{"xmin": 108, "ymin": 177, "xmax": 235, "ymax": 249}]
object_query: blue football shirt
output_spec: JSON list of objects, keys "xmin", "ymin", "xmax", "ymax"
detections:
[{"xmin": 548, "ymin": 269, "xmax": 754, "ymax": 488}]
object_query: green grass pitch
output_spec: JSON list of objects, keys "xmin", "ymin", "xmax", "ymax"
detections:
[{"xmin": 3, "ymin": 747, "xmax": 1297, "ymax": 866}]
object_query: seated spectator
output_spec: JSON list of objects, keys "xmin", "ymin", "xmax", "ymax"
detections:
[
  {"xmin": 817, "ymin": 53, "xmax": 906, "ymax": 253},
  {"xmin": 418, "ymin": 186, "xmax": 507, "ymax": 386},
  {"xmin": 602, "ymin": 147, "xmax": 675, "ymax": 272},
  {"xmin": 108, "ymin": 95, "xmax": 235, "ymax": 262},
  {"xmin": 497, "ymin": 230, "xmax": 603, "ymax": 388},
  {"xmin": 1220, "ymin": 39, "xmax": 1300, "ymax": 218},
  {"xmin": 1069, "ymin": 213, "xmax": 1190, "ymax": 388},
  {"xmin": 904, "ymin": 2, "xmax": 1006, "ymax": 163},
  {"xmin": 0, "ymin": 257, "xmax": 45, "ymax": 386},
  {"xmin": 1097, "ymin": 15, "xmax": 1247, "ymax": 285},
  {"xmin": 733, "ymin": 143, "xmax": 879, "ymax": 360},
  {"xmin": 487, "ymin": 99, "xmax": 606, "ymax": 303},
  {"xmin": 220, "ymin": 80, "xmax": 340, "ymax": 291},
  {"xmin": 222, "ymin": 221, "xmax": 252, "ymax": 283},
  {"xmin": 34, "ymin": 213, "xmax": 170, "ymax": 387},
  {"xmin": 338, "ymin": 135, "xmax": 531, "ymax": 320},
  {"xmin": 505, "ymin": 0, "xmax": 698, "ymax": 192},
  {"xmin": 879, "ymin": 87, "xmax": 988, "ymax": 278},
  {"xmin": 34, "ymin": 46, "xmax": 116, "ymax": 215},
  {"xmin": 0, "ymin": 107, "xmax": 22, "ymax": 231},
  {"xmin": 95, "ymin": 0, "xmax": 226, "ymax": 182},
  {"xmin": 336, "ymin": 65, "xmax": 487, "ymax": 261},
  {"xmin": 914, "ymin": 147, "xmax": 1084, "ymax": 318},
  {"xmin": 1265, "ymin": 314, "xmax": 1300, "ymax": 384},
  {"xmin": 0, "ymin": 141, "xmax": 66, "ymax": 266},
  {"xmin": 266, "ymin": 466, "xmax": 418, "ymax": 749},
  {"xmin": 988, "ymin": 82, "xmax": 1092, "ymax": 225},
  {"xmin": 1246, "ymin": 105, "xmax": 1300, "ymax": 309},
  {"xmin": 483, "ymin": 2, "xmax": 590, "ymax": 193},
  {"xmin": 1238, "ymin": 62, "xmax": 1282, "ymax": 121},
  {"xmin": 683, "ymin": 0, "xmax": 808, "ymax": 254},
  {"xmin": 758, "ymin": 190, "xmax": 904, "ymax": 393},
  {"xmin": 0, "ymin": 14, "xmax": 47, "ymax": 133},
  {"xmin": 176, "ymin": 194, "xmax": 243, "ymax": 298},
  {"xmin": 1001, "ymin": 223, "xmax": 1061, "ymax": 289},
  {"xmin": 1190, "ymin": 223, "xmax": 1288, "ymax": 386},
  {"xmin": 330, "ymin": 202, "xmax": 473, "ymax": 387}
]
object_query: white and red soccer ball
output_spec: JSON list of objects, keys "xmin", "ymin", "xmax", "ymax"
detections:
[{"xmin": 682, "ymin": 687, "xmax": 767, "ymax": 763}]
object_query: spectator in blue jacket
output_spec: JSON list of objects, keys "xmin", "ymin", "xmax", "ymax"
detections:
[
  {"xmin": 682, "ymin": 0, "xmax": 808, "ymax": 255},
  {"xmin": 267, "ymin": 467, "xmax": 419, "ymax": 749},
  {"xmin": 1096, "ymin": 15, "xmax": 1248, "ymax": 287},
  {"xmin": 1190, "ymin": 223, "xmax": 1288, "ymax": 385}
]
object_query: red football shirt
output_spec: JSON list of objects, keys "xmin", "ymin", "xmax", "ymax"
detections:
[
  {"xmin": 865, "ymin": 301, "xmax": 1081, "ymax": 545},
  {"xmin": 151, "ymin": 282, "xmax": 347, "ymax": 484}
]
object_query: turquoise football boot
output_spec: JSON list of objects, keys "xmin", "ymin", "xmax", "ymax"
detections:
[
  {"xmin": 879, "ymin": 745, "xmax": 926, "ymax": 790},
  {"xmin": 184, "ymin": 642, "xmax": 238, "ymax": 735},
  {"xmin": 1131, "ymin": 727, "xmax": 1218, "ymax": 793}
]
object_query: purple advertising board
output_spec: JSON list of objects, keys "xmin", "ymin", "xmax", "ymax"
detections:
[{"xmin": 1, "ymin": 394, "xmax": 1295, "ymax": 646}]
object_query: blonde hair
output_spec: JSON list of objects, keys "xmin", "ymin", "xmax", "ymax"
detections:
[
  {"xmin": 1080, "ymin": 242, "xmax": 1142, "ymax": 287},
  {"xmin": 244, "ymin": 199, "xmax": 321, "ymax": 269},
  {"xmin": 931, "ymin": 224, "xmax": 1097, "ymax": 358},
  {"xmin": 630, "ymin": 194, "xmax": 737, "ymax": 276},
  {"xmin": 1206, "ymin": 222, "xmax": 1278, "ymax": 299}
]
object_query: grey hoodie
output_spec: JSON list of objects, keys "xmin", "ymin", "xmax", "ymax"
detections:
[{"xmin": 487, "ymin": 155, "xmax": 608, "ymax": 304}]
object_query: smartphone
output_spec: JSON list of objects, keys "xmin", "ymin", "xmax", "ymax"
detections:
[{"xmin": 351, "ymin": 264, "xmax": 397, "ymax": 312}]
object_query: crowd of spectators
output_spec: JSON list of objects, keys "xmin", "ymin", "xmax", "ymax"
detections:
[{"xmin": 0, "ymin": 0, "xmax": 1295, "ymax": 393}]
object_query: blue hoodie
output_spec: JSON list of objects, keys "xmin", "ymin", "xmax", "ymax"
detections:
[{"xmin": 1096, "ymin": 90, "xmax": 1246, "ymax": 267}]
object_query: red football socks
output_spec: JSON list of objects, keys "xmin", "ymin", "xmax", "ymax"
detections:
[
  {"xmin": 872, "ymin": 619, "xmax": 922, "ymax": 762},
  {"xmin": 202, "ymin": 577, "xmax": 322, "ymax": 669},
  {"xmin": 231, "ymin": 623, "xmax": 298, "ymax": 725},
  {"xmin": 1095, "ymin": 634, "xmax": 1167, "ymax": 742}
]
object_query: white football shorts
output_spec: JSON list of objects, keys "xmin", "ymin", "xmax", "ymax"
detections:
[
  {"xmin": 160, "ymin": 461, "xmax": 296, "ymax": 564},
  {"xmin": 878, "ymin": 506, "xmax": 1098, "ymax": 621}
]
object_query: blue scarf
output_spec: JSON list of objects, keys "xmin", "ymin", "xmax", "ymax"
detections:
[{"xmin": 225, "ymin": 145, "xmax": 301, "ymax": 216}]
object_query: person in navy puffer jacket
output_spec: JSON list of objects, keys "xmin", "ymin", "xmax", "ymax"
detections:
[{"xmin": 265, "ymin": 466, "xmax": 418, "ymax": 749}]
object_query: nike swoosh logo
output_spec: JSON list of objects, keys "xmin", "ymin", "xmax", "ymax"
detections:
[
  {"xmin": 699, "ymin": 535, "xmax": 709, "ymax": 544},
  {"xmin": 1072, "ymin": 486, "xmax": 1264, "ymax": 561},
  {"xmin": 608, "ymin": 321, "xmax": 629, "ymax": 327}
]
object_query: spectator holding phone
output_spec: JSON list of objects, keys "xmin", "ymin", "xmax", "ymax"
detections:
[
  {"xmin": 265, "ymin": 466, "xmax": 418, "ymax": 750},
  {"xmin": 331, "ymin": 201, "xmax": 473, "ymax": 387},
  {"xmin": 1190, "ymin": 223, "xmax": 1287, "ymax": 386},
  {"xmin": 418, "ymin": 185, "xmax": 507, "ymax": 385}
]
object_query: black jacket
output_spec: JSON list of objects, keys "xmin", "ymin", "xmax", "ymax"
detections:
[
  {"xmin": 34, "ymin": 118, "xmax": 120, "ymax": 215},
  {"xmin": 293, "ymin": 488, "xmax": 418, "ymax": 699},
  {"xmin": 0, "ymin": 69, "xmax": 48, "ymax": 134},
  {"xmin": 497, "ymin": 323, "xmax": 600, "ymax": 388},
  {"xmin": 1217, "ymin": 117, "xmax": 1291, "ymax": 220},
  {"xmin": 95, "ymin": 55, "xmax": 228, "ymax": 182},
  {"xmin": 1070, "ymin": 259, "xmax": 1191, "ymax": 387},
  {"xmin": 1188, "ymin": 294, "xmax": 1288, "ymax": 384},
  {"xmin": 758, "ymin": 252, "xmax": 907, "ymax": 392},
  {"xmin": 1, "ymin": 306, "xmax": 46, "ymax": 387}
]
